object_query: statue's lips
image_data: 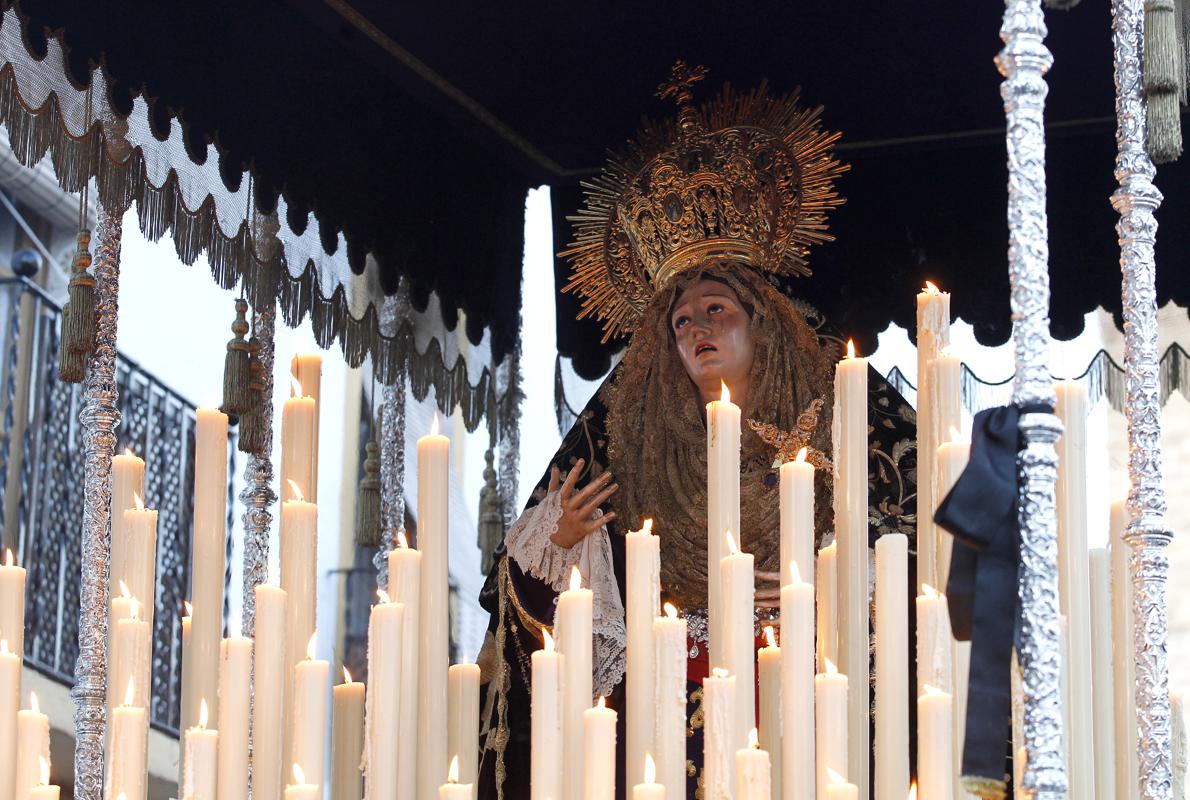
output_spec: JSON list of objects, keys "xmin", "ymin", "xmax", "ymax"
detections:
[{"xmin": 695, "ymin": 342, "xmax": 717, "ymax": 356}]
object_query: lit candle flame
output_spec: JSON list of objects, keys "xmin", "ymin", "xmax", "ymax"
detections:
[
  {"xmin": 663, "ymin": 602, "xmax": 679, "ymax": 620},
  {"xmin": 3, "ymin": 548, "xmax": 12, "ymax": 567},
  {"xmin": 824, "ymin": 657, "xmax": 838, "ymax": 675},
  {"xmin": 908, "ymin": 782, "xmax": 918, "ymax": 800},
  {"xmin": 124, "ymin": 676, "xmax": 135, "ymax": 707},
  {"xmin": 846, "ymin": 339, "xmax": 856, "ymax": 360},
  {"xmin": 720, "ymin": 380, "xmax": 731, "ymax": 404},
  {"xmin": 293, "ymin": 764, "xmax": 306, "ymax": 786},
  {"xmin": 789, "ymin": 560, "xmax": 803, "ymax": 585},
  {"xmin": 133, "ymin": 492, "xmax": 145, "ymax": 512},
  {"xmin": 198, "ymin": 698, "xmax": 209, "ymax": 728},
  {"xmin": 290, "ymin": 374, "xmax": 303, "ymax": 398},
  {"xmin": 117, "ymin": 794, "xmax": 127, "ymax": 800},
  {"xmin": 597, "ymin": 695, "xmax": 607, "ymax": 709},
  {"xmin": 923, "ymin": 683, "xmax": 944, "ymax": 697},
  {"xmin": 641, "ymin": 518, "xmax": 654, "ymax": 534},
  {"xmin": 447, "ymin": 754, "xmax": 460, "ymax": 784},
  {"xmin": 920, "ymin": 583, "xmax": 940, "ymax": 600},
  {"xmin": 119, "ymin": 580, "xmax": 131, "ymax": 599},
  {"xmin": 949, "ymin": 425, "xmax": 962, "ymax": 443},
  {"xmin": 749, "ymin": 727, "xmax": 760, "ymax": 749},
  {"xmin": 764, "ymin": 625, "xmax": 778, "ymax": 649},
  {"xmin": 129, "ymin": 597, "xmax": 140, "ymax": 621},
  {"xmin": 29, "ymin": 691, "xmax": 39, "ymax": 714},
  {"xmin": 306, "ymin": 632, "xmax": 318, "ymax": 660},
  {"xmin": 38, "ymin": 756, "xmax": 49, "ymax": 786},
  {"xmin": 795, "ymin": 446, "xmax": 809, "ymax": 463},
  {"xmin": 340, "ymin": 666, "xmax": 352, "ymax": 684},
  {"xmin": 542, "ymin": 627, "xmax": 555, "ymax": 651},
  {"xmin": 377, "ymin": 588, "xmax": 391, "ymax": 604},
  {"xmin": 184, "ymin": 600, "xmax": 193, "ymax": 617},
  {"xmin": 644, "ymin": 752, "xmax": 656, "ymax": 784},
  {"xmin": 0, "ymin": 639, "xmax": 7, "ymax": 656},
  {"xmin": 569, "ymin": 565, "xmax": 582, "ymax": 593},
  {"xmin": 430, "ymin": 413, "xmax": 441, "ymax": 436},
  {"xmin": 827, "ymin": 767, "xmax": 847, "ymax": 786},
  {"xmin": 712, "ymin": 667, "xmax": 730, "ymax": 679},
  {"xmin": 287, "ymin": 479, "xmax": 305, "ymax": 503},
  {"xmin": 124, "ymin": 447, "xmax": 135, "ymax": 457},
  {"xmin": 724, "ymin": 529, "xmax": 740, "ymax": 555},
  {"xmin": 397, "ymin": 531, "xmax": 409, "ymax": 549},
  {"xmin": 924, "ymin": 280, "xmax": 940, "ymax": 294}
]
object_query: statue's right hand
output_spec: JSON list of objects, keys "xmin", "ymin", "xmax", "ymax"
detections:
[{"xmin": 548, "ymin": 458, "xmax": 619, "ymax": 549}]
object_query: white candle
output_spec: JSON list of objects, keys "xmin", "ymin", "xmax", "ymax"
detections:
[
  {"xmin": 917, "ymin": 686, "xmax": 953, "ymax": 800},
  {"xmin": 281, "ymin": 374, "xmax": 316, "ymax": 502},
  {"xmin": 824, "ymin": 769, "xmax": 859, "ymax": 800},
  {"xmin": 1088, "ymin": 548, "xmax": 1116, "ymax": 799},
  {"xmin": 104, "ymin": 678, "xmax": 147, "ymax": 800},
  {"xmin": 915, "ymin": 282, "xmax": 950, "ymax": 593},
  {"xmin": 120, "ymin": 499, "xmax": 159, "ymax": 632},
  {"xmin": 286, "ymin": 765, "xmax": 320, "ymax": 800},
  {"xmin": 584, "ymin": 696, "xmax": 618, "ymax": 800},
  {"xmin": 439, "ymin": 757, "xmax": 474, "ymax": 800},
  {"xmin": 389, "ymin": 535, "xmax": 421, "ymax": 800},
  {"xmin": 780, "ymin": 449, "xmax": 816, "ymax": 602},
  {"xmin": 1054, "ymin": 380, "xmax": 1094, "ymax": 799},
  {"xmin": 560, "ymin": 565, "xmax": 594, "ymax": 800},
  {"xmin": 449, "ymin": 662, "xmax": 481, "ymax": 784},
  {"xmin": 926, "ymin": 355, "xmax": 961, "ymax": 588},
  {"xmin": 217, "ymin": 636, "xmax": 252, "ymax": 800},
  {"xmin": 29, "ymin": 759, "xmax": 59, "ymax": 800},
  {"xmin": 722, "ymin": 530, "xmax": 756, "ymax": 755},
  {"xmin": 183, "ymin": 699, "xmax": 219, "ymax": 800},
  {"xmin": 365, "ymin": 591, "xmax": 404, "ymax": 800},
  {"xmin": 290, "ymin": 354, "xmax": 322, "ymax": 498},
  {"xmin": 634, "ymin": 753, "xmax": 666, "ymax": 800},
  {"xmin": 816, "ymin": 542, "xmax": 837, "ymax": 669},
  {"xmin": 190, "ymin": 408, "xmax": 228, "ymax": 733},
  {"xmin": 281, "ymin": 485, "xmax": 318, "ymax": 773},
  {"xmin": 707, "ymin": 381, "xmax": 741, "ymax": 671},
  {"xmin": 253, "ymin": 584, "xmax": 288, "ymax": 800},
  {"xmin": 915, "ymin": 584, "xmax": 952, "ymax": 697},
  {"xmin": 874, "ymin": 534, "xmax": 909, "ymax": 800},
  {"xmin": 627, "ymin": 518, "xmax": 661, "ymax": 787},
  {"xmin": 0, "ymin": 549, "xmax": 25, "ymax": 661},
  {"xmin": 834, "ymin": 340, "xmax": 869, "ymax": 799},
  {"xmin": 736, "ymin": 729, "xmax": 773, "ymax": 800},
  {"xmin": 782, "ymin": 563, "xmax": 815, "ymax": 800},
  {"xmin": 180, "ymin": 601, "xmax": 194, "ymax": 789},
  {"xmin": 932, "ymin": 438, "xmax": 968, "ymax": 591},
  {"xmin": 1, "ymin": 642, "xmax": 22, "ymax": 800},
  {"xmin": 704, "ymin": 667, "xmax": 737, "ymax": 800},
  {"xmin": 15, "ymin": 691, "xmax": 49, "ymax": 800},
  {"xmin": 1109, "ymin": 498, "xmax": 1139, "ymax": 800},
  {"xmin": 332, "ymin": 668, "xmax": 365, "ymax": 800},
  {"xmin": 293, "ymin": 633, "xmax": 330, "ymax": 799},
  {"xmin": 532, "ymin": 628, "xmax": 564, "ymax": 800},
  {"xmin": 110, "ymin": 597, "xmax": 151, "ymax": 712},
  {"xmin": 1173, "ymin": 693, "xmax": 1187, "ymax": 800},
  {"xmin": 815, "ymin": 660, "xmax": 848, "ymax": 800},
  {"xmin": 109, "ymin": 449, "xmax": 145, "ymax": 616},
  {"xmin": 418, "ymin": 416, "xmax": 451, "ymax": 800},
  {"xmin": 758, "ymin": 627, "xmax": 781, "ymax": 800},
  {"xmin": 654, "ymin": 603, "xmax": 687, "ymax": 800}
]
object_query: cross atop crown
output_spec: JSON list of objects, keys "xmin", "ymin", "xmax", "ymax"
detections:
[{"xmin": 657, "ymin": 61, "xmax": 709, "ymax": 134}]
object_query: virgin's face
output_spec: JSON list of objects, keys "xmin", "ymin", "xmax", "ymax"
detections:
[{"xmin": 670, "ymin": 279, "xmax": 755, "ymax": 402}]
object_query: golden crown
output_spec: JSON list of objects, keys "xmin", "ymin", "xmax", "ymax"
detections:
[{"xmin": 561, "ymin": 62, "xmax": 849, "ymax": 342}]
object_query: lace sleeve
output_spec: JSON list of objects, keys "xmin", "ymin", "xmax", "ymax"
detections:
[{"xmin": 505, "ymin": 490, "xmax": 627, "ymax": 699}]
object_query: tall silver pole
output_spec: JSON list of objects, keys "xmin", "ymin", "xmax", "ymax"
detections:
[
  {"xmin": 1110, "ymin": 0, "xmax": 1174, "ymax": 796},
  {"xmin": 240, "ymin": 305, "xmax": 277, "ymax": 635},
  {"xmin": 996, "ymin": 1, "xmax": 1067, "ymax": 797}
]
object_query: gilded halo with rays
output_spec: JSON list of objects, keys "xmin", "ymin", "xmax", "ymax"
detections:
[{"xmin": 560, "ymin": 62, "xmax": 850, "ymax": 343}]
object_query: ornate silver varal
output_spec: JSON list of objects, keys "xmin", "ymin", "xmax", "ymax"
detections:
[
  {"xmin": 1110, "ymin": 0, "xmax": 1174, "ymax": 796},
  {"xmin": 240, "ymin": 304, "xmax": 276, "ymax": 637},
  {"xmin": 72, "ymin": 203, "xmax": 122, "ymax": 800},
  {"xmin": 375, "ymin": 293, "xmax": 408, "ymax": 590},
  {"xmin": 997, "ymin": 1, "xmax": 1068, "ymax": 797}
]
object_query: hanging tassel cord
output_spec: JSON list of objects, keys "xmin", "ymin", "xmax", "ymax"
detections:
[
  {"xmin": 222, "ymin": 297, "xmax": 252, "ymax": 415},
  {"xmin": 238, "ymin": 312, "xmax": 267, "ymax": 456},
  {"xmin": 1145, "ymin": 0, "xmax": 1188, "ymax": 162}
]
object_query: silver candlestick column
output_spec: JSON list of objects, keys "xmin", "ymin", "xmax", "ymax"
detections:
[
  {"xmin": 1110, "ymin": 0, "xmax": 1174, "ymax": 797},
  {"xmin": 72, "ymin": 203, "xmax": 122, "ymax": 800},
  {"xmin": 375, "ymin": 292, "xmax": 408, "ymax": 591},
  {"xmin": 240, "ymin": 304, "xmax": 277, "ymax": 636},
  {"xmin": 996, "ymin": 1, "xmax": 1068, "ymax": 797}
]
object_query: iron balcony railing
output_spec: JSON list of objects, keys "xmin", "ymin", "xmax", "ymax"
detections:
[{"xmin": 0, "ymin": 276, "xmax": 234, "ymax": 736}]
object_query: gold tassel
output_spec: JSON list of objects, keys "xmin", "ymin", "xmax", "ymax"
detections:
[
  {"xmin": 57, "ymin": 230, "xmax": 94, "ymax": 383},
  {"xmin": 237, "ymin": 334, "xmax": 265, "ymax": 455},
  {"xmin": 1146, "ymin": 0, "xmax": 1185, "ymax": 163},
  {"xmin": 222, "ymin": 299, "xmax": 252, "ymax": 415},
  {"xmin": 477, "ymin": 447, "xmax": 504, "ymax": 575},
  {"xmin": 356, "ymin": 439, "xmax": 381, "ymax": 548}
]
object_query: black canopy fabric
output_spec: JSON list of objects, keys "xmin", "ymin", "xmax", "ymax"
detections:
[{"xmin": 10, "ymin": 0, "xmax": 1188, "ymax": 380}]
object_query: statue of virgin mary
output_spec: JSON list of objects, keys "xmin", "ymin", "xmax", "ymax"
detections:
[{"xmin": 476, "ymin": 63, "xmax": 919, "ymax": 799}]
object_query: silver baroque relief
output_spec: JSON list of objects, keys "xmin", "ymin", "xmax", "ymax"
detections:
[
  {"xmin": 240, "ymin": 304, "xmax": 277, "ymax": 636},
  {"xmin": 997, "ymin": 0, "xmax": 1068, "ymax": 796},
  {"xmin": 1111, "ymin": 0, "xmax": 1174, "ymax": 796},
  {"xmin": 375, "ymin": 292, "xmax": 409, "ymax": 590}
]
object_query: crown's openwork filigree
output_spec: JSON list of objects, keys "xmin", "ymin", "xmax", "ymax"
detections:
[{"xmin": 561, "ymin": 62, "xmax": 849, "ymax": 342}]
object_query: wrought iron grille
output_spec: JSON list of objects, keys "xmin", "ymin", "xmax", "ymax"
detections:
[{"xmin": 0, "ymin": 276, "xmax": 234, "ymax": 735}]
